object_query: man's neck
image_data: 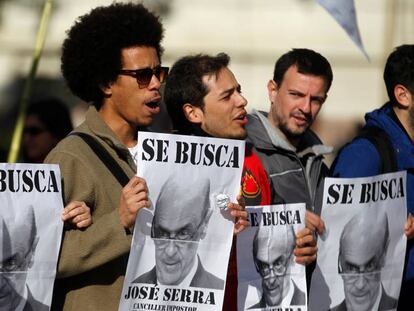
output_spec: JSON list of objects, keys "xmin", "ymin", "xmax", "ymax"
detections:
[
  {"xmin": 98, "ymin": 105, "xmax": 137, "ymax": 147},
  {"xmin": 179, "ymin": 256, "xmax": 198, "ymax": 287},
  {"xmin": 264, "ymin": 277, "xmax": 291, "ymax": 307},
  {"xmin": 267, "ymin": 114, "xmax": 300, "ymax": 149},
  {"xmin": 287, "ymin": 135, "xmax": 300, "ymax": 149},
  {"xmin": 393, "ymin": 105, "xmax": 414, "ymax": 142},
  {"xmin": 191, "ymin": 124, "xmax": 212, "ymax": 137},
  {"xmin": 12, "ymin": 285, "xmax": 28, "ymax": 310},
  {"xmin": 282, "ymin": 275, "xmax": 292, "ymax": 301}
]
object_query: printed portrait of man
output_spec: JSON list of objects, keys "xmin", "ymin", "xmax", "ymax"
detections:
[
  {"xmin": 133, "ymin": 177, "xmax": 224, "ymax": 290},
  {"xmin": 0, "ymin": 205, "xmax": 48, "ymax": 311},
  {"xmin": 331, "ymin": 208, "xmax": 397, "ymax": 311},
  {"xmin": 249, "ymin": 223, "xmax": 305, "ymax": 309}
]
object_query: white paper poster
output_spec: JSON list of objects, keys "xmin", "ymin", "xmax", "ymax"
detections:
[
  {"xmin": 237, "ymin": 203, "xmax": 307, "ymax": 311},
  {"xmin": 120, "ymin": 132, "xmax": 245, "ymax": 311},
  {"xmin": 309, "ymin": 172, "xmax": 407, "ymax": 311},
  {"xmin": 0, "ymin": 163, "xmax": 64, "ymax": 311}
]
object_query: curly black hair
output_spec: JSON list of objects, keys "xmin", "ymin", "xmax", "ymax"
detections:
[
  {"xmin": 61, "ymin": 3, "xmax": 164, "ymax": 109},
  {"xmin": 384, "ymin": 44, "xmax": 414, "ymax": 104},
  {"xmin": 164, "ymin": 53, "xmax": 230, "ymax": 134}
]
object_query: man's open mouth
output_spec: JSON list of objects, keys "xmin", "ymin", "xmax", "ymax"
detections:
[{"xmin": 146, "ymin": 101, "xmax": 159, "ymax": 109}]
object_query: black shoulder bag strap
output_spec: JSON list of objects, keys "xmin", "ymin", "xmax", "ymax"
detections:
[
  {"xmin": 356, "ymin": 126, "xmax": 398, "ymax": 174},
  {"xmin": 70, "ymin": 132, "xmax": 130, "ymax": 187}
]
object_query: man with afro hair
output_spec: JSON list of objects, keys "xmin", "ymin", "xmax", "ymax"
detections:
[{"xmin": 45, "ymin": 3, "xmax": 167, "ymax": 310}]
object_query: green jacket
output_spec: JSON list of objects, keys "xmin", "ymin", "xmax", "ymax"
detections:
[{"xmin": 45, "ymin": 106, "xmax": 136, "ymax": 310}]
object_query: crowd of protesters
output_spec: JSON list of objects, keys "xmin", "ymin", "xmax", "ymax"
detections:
[{"xmin": 2, "ymin": 2, "xmax": 413, "ymax": 311}]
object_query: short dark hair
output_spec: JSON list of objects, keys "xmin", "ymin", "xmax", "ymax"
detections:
[
  {"xmin": 383, "ymin": 44, "xmax": 414, "ymax": 103},
  {"xmin": 273, "ymin": 48, "xmax": 333, "ymax": 93},
  {"xmin": 27, "ymin": 97, "xmax": 73, "ymax": 140},
  {"xmin": 61, "ymin": 3, "xmax": 164, "ymax": 109},
  {"xmin": 164, "ymin": 53, "xmax": 230, "ymax": 134}
]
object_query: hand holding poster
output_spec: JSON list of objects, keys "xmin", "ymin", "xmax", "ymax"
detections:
[
  {"xmin": 309, "ymin": 172, "xmax": 407, "ymax": 311},
  {"xmin": 120, "ymin": 132, "xmax": 245, "ymax": 311},
  {"xmin": 237, "ymin": 203, "xmax": 307, "ymax": 311},
  {"xmin": 0, "ymin": 163, "xmax": 64, "ymax": 311}
]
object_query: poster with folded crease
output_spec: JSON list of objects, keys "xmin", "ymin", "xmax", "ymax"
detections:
[
  {"xmin": 237, "ymin": 203, "xmax": 307, "ymax": 311},
  {"xmin": 309, "ymin": 172, "xmax": 407, "ymax": 311},
  {"xmin": 0, "ymin": 163, "xmax": 64, "ymax": 311},
  {"xmin": 120, "ymin": 132, "xmax": 245, "ymax": 311}
]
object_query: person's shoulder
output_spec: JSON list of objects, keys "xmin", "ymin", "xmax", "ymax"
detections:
[
  {"xmin": 329, "ymin": 300, "xmax": 346, "ymax": 311},
  {"xmin": 25, "ymin": 288, "xmax": 49, "ymax": 311},
  {"xmin": 243, "ymin": 145, "xmax": 263, "ymax": 166},
  {"xmin": 330, "ymin": 137, "xmax": 381, "ymax": 178},
  {"xmin": 246, "ymin": 112, "xmax": 267, "ymax": 141},
  {"xmin": 379, "ymin": 285, "xmax": 398, "ymax": 310},
  {"xmin": 202, "ymin": 269, "xmax": 224, "ymax": 290},
  {"xmin": 44, "ymin": 136, "xmax": 77, "ymax": 164},
  {"xmin": 291, "ymin": 280, "xmax": 306, "ymax": 305},
  {"xmin": 192, "ymin": 260, "xmax": 224, "ymax": 290},
  {"xmin": 44, "ymin": 124, "xmax": 94, "ymax": 164},
  {"xmin": 242, "ymin": 146, "xmax": 272, "ymax": 205},
  {"xmin": 132, "ymin": 266, "xmax": 157, "ymax": 284},
  {"xmin": 339, "ymin": 136, "xmax": 380, "ymax": 157},
  {"xmin": 247, "ymin": 297, "xmax": 265, "ymax": 309}
]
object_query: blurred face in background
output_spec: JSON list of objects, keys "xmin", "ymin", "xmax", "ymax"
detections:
[{"xmin": 23, "ymin": 114, "xmax": 59, "ymax": 163}]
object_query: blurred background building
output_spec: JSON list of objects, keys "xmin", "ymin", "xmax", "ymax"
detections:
[{"xmin": 0, "ymin": 0, "xmax": 413, "ymax": 163}]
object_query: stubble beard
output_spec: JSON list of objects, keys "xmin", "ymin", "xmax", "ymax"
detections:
[{"xmin": 278, "ymin": 121, "xmax": 307, "ymax": 143}]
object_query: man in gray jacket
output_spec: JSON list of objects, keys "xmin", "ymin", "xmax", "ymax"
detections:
[{"xmin": 246, "ymin": 48, "xmax": 333, "ymax": 267}]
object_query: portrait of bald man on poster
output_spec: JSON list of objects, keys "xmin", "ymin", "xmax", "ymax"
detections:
[
  {"xmin": 331, "ymin": 209, "xmax": 397, "ymax": 311},
  {"xmin": 120, "ymin": 132, "xmax": 245, "ymax": 311},
  {"xmin": 0, "ymin": 206, "xmax": 48, "ymax": 311},
  {"xmin": 0, "ymin": 163, "xmax": 64, "ymax": 311},
  {"xmin": 237, "ymin": 203, "xmax": 307, "ymax": 310},
  {"xmin": 309, "ymin": 173, "xmax": 407, "ymax": 311},
  {"xmin": 133, "ymin": 177, "xmax": 224, "ymax": 289}
]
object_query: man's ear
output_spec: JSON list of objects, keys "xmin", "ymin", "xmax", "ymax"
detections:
[
  {"xmin": 394, "ymin": 84, "xmax": 412, "ymax": 108},
  {"xmin": 267, "ymin": 80, "xmax": 278, "ymax": 103},
  {"xmin": 28, "ymin": 236, "xmax": 39, "ymax": 269},
  {"xmin": 100, "ymin": 83, "xmax": 113, "ymax": 97},
  {"xmin": 183, "ymin": 103, "xmax": 203, "ymax": 124},
  {"xmin": 199, "ymin": 204, "xmax": 214, "ymax": 240},
  {"xmin": 379, "ymin": 238, "xmax": 390, "ymax": 268}
]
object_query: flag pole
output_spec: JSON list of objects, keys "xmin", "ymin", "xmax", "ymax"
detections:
[{"xmin": 7, "ymin": 0, "xmax": 54, "ymax": 163}]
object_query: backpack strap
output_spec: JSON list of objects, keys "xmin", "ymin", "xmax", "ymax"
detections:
[
  {"xmin": 355, "ymin": 126, "xmax": 398, "ymax": 174},
  {"xmin": 70, "ymin": 132, "xmax": 130, "ymax": 187}
]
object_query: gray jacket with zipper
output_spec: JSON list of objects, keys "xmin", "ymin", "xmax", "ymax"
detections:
[{"xmin": 246, "ymin": 110, "xmax": 332, "ymax": 216}]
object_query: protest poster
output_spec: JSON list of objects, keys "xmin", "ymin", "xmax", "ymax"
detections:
[
  {"xmin": 309, "ymin": 172, "xmax": 407, "ymax": 311},
  {"xmin": 237, "ymin": 203, "xmax": 307, "ymax": 311},
  {"xmin": 0, "ymin": 163, "xmax": 64, "ymax": 311},
  {"xmin": 119, "ymin": 132, "xmax": 245, "ymax": 311}
]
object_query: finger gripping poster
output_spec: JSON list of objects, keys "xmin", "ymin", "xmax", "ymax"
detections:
[{"xmin": 120, "ymin": 132, "xmax": 245, "ymax": 311}]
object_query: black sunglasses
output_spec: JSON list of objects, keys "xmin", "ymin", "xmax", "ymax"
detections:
[
  {"xmin": 118, "ymin": 66, "xmax": 169, "ymax": 89},
  {"xmin": 23, "ymin": 126, "xmax": 47, "ymax": 136}
]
